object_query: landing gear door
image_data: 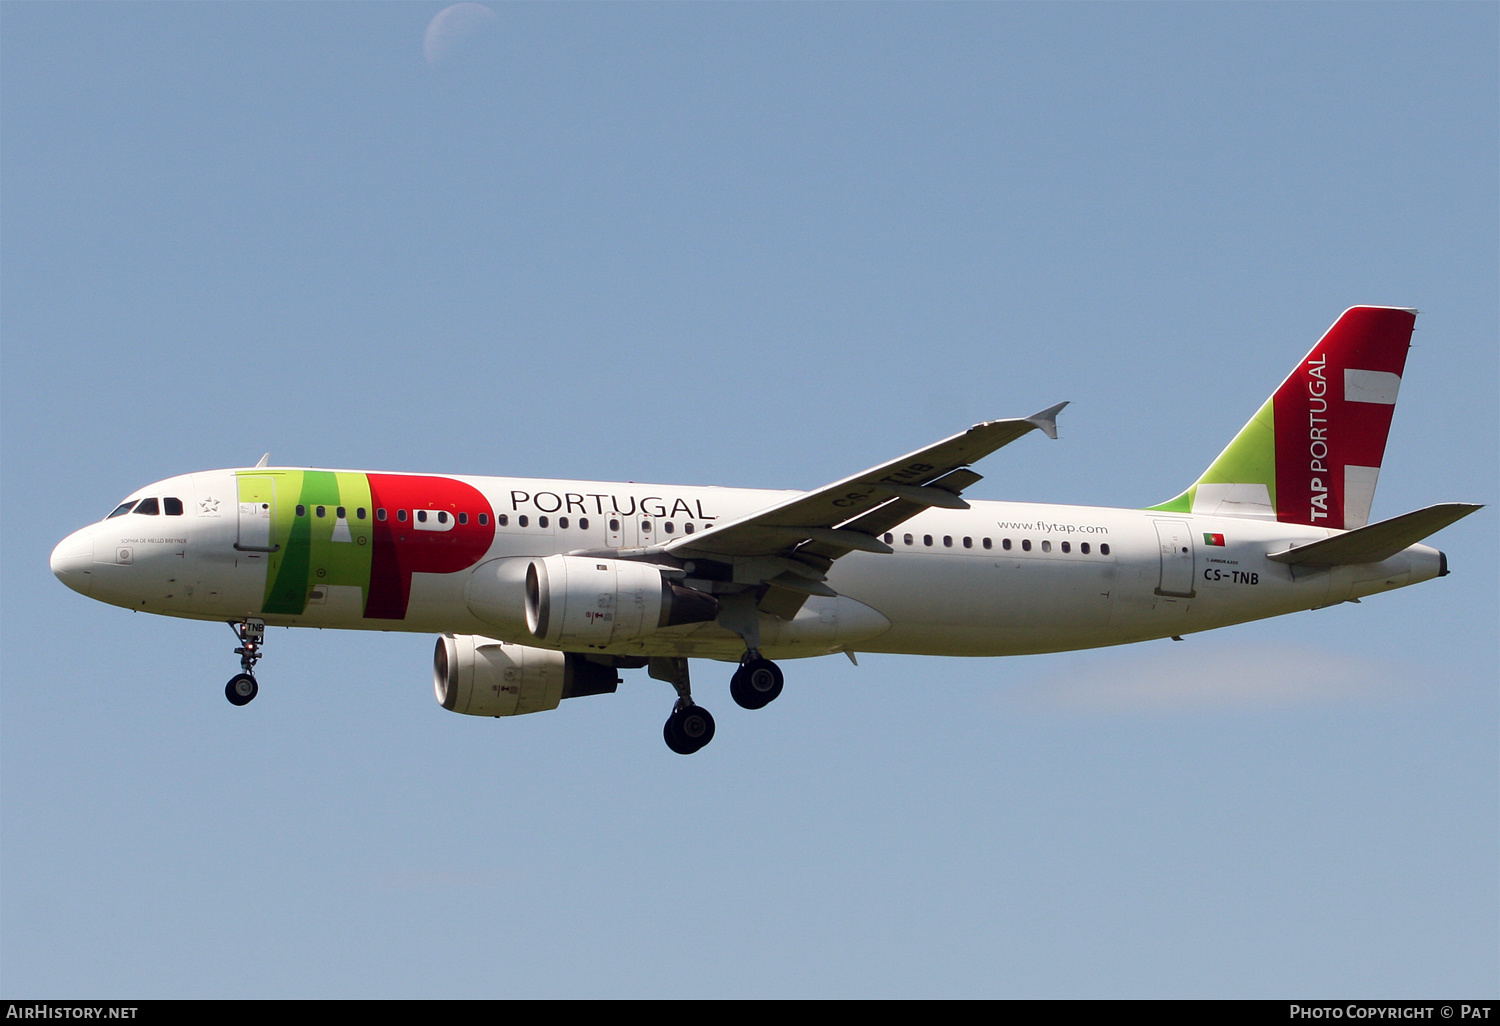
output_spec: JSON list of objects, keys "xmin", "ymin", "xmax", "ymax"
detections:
[
  {"xmin": 1153, "ymin": 519, "xmax": 1195, "ymax": 597},
  {"xmin": 236, "ymin": 475, "xmax": 279, "ymax": 552}
]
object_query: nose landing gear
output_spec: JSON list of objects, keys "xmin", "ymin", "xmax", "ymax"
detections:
[{"xmin": 224, "ymin": 619, "xmax": 265, "ymax": 707}]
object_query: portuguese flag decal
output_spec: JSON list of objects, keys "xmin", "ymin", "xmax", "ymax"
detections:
[{"xmin": 1203, "ymin": 533, "xmax": 1226, "ymax": 546}]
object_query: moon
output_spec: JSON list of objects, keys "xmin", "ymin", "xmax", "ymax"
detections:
[{"xmin": 424, "ymin": 3, "xmax": 499, "ymax": 67}]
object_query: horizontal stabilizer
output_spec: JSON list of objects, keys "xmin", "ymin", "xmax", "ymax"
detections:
[{"xmin": 1267, "ymin": 503, "xmax": 1482, "ymax": 566}]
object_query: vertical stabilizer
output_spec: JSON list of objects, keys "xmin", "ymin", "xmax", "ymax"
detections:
[{"xmin": 1150, "ymin": 307, "xmax": 1416, "ymax": 529}]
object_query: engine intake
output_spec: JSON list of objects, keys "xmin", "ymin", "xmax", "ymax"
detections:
[{"xmin": 433, "ymin": 634, "xmax": 620, "ymax": 717}]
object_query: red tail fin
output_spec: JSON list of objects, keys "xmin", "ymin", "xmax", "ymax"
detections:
[
  {"xmin": 1150, "ymin": 307, "xmax": 1416, "ymax": 529},
  {"xmin": 1272, "ymin": 307, "xmax": 1414, "ymax": 529}
]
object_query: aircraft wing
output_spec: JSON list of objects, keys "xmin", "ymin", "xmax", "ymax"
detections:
[{"xmin": 662, "ymin": 404, "xmax": 1067, "ymax": 591}]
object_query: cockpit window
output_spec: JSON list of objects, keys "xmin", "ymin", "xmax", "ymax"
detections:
[
  {"xmin": 106, "ymin": 500, "xmax": 137, "ymax": 519},
  {"xmin": 164, "ymin": 497, "xmax": 184, "ymax": 516},
  {"xmin": 135, "ymin": 497, "xmax": 160, "ymax": 516}
]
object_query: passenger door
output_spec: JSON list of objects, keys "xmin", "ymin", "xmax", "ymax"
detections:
[{"xmin": 236, "ymin": 475, "xmax": 278, "ymax": 552}]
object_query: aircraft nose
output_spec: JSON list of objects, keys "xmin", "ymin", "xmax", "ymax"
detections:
[{"xmin": 50, "ymin": 528, "xmax": 95, "ymax": 596}]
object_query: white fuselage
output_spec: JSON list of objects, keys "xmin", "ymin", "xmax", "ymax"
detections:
[{"xmin": 51, "ymin": 468, "xmax": 1444, "ymax": 664}]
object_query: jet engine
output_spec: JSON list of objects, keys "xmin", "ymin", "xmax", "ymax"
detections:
[
  {"xmin": 525, "ymin": 554, "xmax": 719, "ymax": 647},
  {"xmin": 467, "ymin": 555, "xmax": 718, "ymax": 649},
  {"xmin": 433, "ymin": 634, "xmax": 621, "ymax": 717}
]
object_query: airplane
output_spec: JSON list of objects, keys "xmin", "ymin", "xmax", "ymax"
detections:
[{"xmin": 50, "ymin": 306, "xmax": 1480, "ymax": 753}]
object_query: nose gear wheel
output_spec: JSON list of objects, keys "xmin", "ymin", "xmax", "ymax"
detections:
[{"xmin": 225, "ymin": 673, "xmax": 258, "ymax": 706}]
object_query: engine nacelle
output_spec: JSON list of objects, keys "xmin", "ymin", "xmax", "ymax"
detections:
[
  {"xmin": 433, "ymin": 634, "xmax": 620, "ymax": 717},
  {"xmin": 466, "ymin": 555, "xmax": 719, "ymax": 649},
  {"xmin": 465, "ymin": 557, "xmax": 532, "ymax": 636},
  {"xmin": 523, "ymin": 555, "xmax": 718, "ymax": 649}
]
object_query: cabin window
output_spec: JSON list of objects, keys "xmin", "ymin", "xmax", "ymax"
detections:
[
  {"xmin": 295, "ymin": 504, "xmax": 306, "ymax": 518},
  {"xmin": 1081, "ymin": 542, "xmax": 1090, "ymax": 554},
  {"xmin": 558, "ymin": 516, "xmax": 569, "ymax": 529},
  {"xmin": 336, "ymin": 506, "xmax": 346, "ymax": 519},
  {"xmin": 943, "ymin": 536, "xmax": 953, "ymax": 548},
  {"xmin": 1041, "ymin": 540, "xmax": 1051, "ymax": 553},
  {"xmin": 107, "ymin": 501, "xmax": 137, "ymax": 519},
  {"xmin": 982, "ymin": 538, "xmax": 992, "ymax": 550},
  {"xmin": 518, "ymin": 515, "xmax": 529, "ymax": 528},
  {"xmin": 682, "ymin": 522, "xmax": 692, "ymax": 534},
  {"xmin": 439, "ymin": 511, "xmax": 450, "ymax": 524},
  {"xmin": 962, "ymin": 537, "xmax": 972, "ymax": 549},
  {"xmin": 1100, "ymin": 543, "xmax": 1110, "ymax": 556},
  {"xmin": 664, "ymin": 522, "xmax": 674, "ymax": 534},
  {"xmin": 398, "ymin": 509, "xmax": 408, "ymax": 523},
  {"xmin": 315, "ymin": 506, "xmax": 326, "ymax": 518},
  {"xmin": 1021, "ymin": 539, "xmax": 1031, "ymax": 552},
  {"xmin": 903, "ymin": 534, "xmax": 913, "ymax": 546},
  {"xmin": 923, "ymin": 535, "xmax": 933, "ymax": 547},
  {"xmin": 495, "ymin": 514, "xmax": 506, "ymax": 526},
  {"xmin": 1002, "ymin": 538, "xmax": 1012, "ymax": 551},
  {"xmin": 538, "ymin": 516, "xmax": 549, "ymax": 528},
  {"xmin": 478, "ymin": 513, "xmax": 489, "ymax": 526},
  {"xmin": 641, "ymin": 521, "xmax": 651, "ymax": 533},
  {"xmin": 416, "ymin": 510, "xmax": 427, "ymax": 523},
  {"xmin": 609, "ymin": 518, "xmax": 620, "ymax": 532},
  {"xmin": 579, "ymin": 517, "xmax": 589, "ymax": 531},
  {"xmin": 458, "ymin": 512, "xmax": 468, "ymax": 525},
  {"xmin": 376, "ymin": 508, "xmax": 387, "ymax": 521},
  {"xmin": 1061, "ymin": 541, "xmax": 1070, "ymax": 553},
  {"xmin": 884, "ymin": 533, "xmax": 894, "ymax": 544},
  {"xmin": 357, "ymin": 508, "xmax": 367, "ymax": 520}
]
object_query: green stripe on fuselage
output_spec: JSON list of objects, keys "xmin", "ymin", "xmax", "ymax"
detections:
[{"xmin": 256, "ymin": 470, "xmax": 375, "ymax": 615}]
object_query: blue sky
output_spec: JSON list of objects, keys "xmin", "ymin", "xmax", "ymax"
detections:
[{"xmin": 2, "ymin": 3, "xmax": 1495, "ymax": 997}]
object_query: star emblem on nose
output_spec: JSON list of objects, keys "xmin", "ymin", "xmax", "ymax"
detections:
[{"xmin": 199, "ymin": 497, "xmax": 220, "ymax": 514}]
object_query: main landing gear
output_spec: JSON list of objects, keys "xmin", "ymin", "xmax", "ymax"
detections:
[
  {"xmin": 730, "ymin": 654, "xmax": 784, "ymax": 710},
  {"xmin": 664, "ymin": 703, "xmax": 716, "ymax": 755},
  {"xmin": 224, "ymin": 619, "xmax": 265, "ymax": 707},
  {"xmin": 651, "ymin": 651, "xmax": 785, "ymax": 754},
  {"xmin": 650, "ymin": 657, "xmax": 714, "ymax": 755}
]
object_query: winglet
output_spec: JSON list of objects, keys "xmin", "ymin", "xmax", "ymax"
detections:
[
  {"xmin": 1025, "ymin": 402, "xmax": 1068, "ymax": 440},
  {"xmin": 254, "ymin": 453, "xmax": 270, "ymax": 468}
]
